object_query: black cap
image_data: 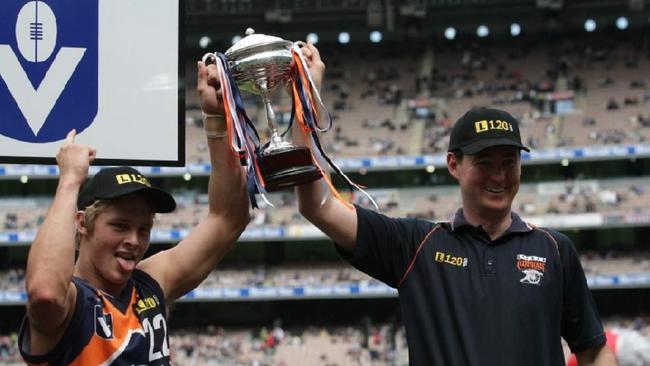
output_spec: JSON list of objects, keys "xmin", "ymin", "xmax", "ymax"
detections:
[
  {"xmin": 448, "ymin": 107, "xmax": 530, "ymax": 155},
  {"xmin": 77, "ymin": 166, "xmax": 176, "ymax": 213}
]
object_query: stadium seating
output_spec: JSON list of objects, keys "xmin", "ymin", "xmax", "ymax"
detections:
[
  {"xmin": 2, "ymin": 317, "xmax": 648, "ymax": 366},
  {"xmin": 2, "ymin": 177, "xmax": 648, "ymax": 231},
  {"xmin": 2, "ymin": 25, "xmax": 650, "ymax": 366},
  {"xmin": 181, "ymin": 35, "xmax": 650, "ymax": 162}
]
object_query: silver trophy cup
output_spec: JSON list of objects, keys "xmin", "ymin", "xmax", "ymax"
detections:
[{"xmin": 203, "ymin": 28, "xmax": 322, "ymax": 192}]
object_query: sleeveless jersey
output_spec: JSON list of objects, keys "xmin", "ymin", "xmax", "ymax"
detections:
[{"xmin": 19, "ymin": 269, "xmax": 172, "ymax": 365}]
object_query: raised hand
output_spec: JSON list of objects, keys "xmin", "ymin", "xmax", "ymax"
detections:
[
  {"xmin": 299, "ymin": 42, "xmax": 326, "ymax": 92},
  {"xmin": 197, "ymin": 60, "xmax": 226, "ymax": 115},
  {"xmin": 56, "ymin": 129, "xmax": 96, "ymax": 186}
]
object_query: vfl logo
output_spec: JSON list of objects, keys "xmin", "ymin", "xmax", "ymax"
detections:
[
  {"xmin": 94, "ymin": 305, "xmax": 114, "ymax": 340},
  {"xmin": 517, "ymin": 254, "xmax": 546, "ymax": 285},
  {"xmin": 0, "ymin": 0, "xmax": 98, "ymax": 142}
]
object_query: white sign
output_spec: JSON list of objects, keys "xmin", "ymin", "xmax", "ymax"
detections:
[{"xmin": 0, "ymin": 0, "xmax": 183, "ymax": 166}]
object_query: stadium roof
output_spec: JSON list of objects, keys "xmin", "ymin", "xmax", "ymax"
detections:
[{"xmin": 185, "ymin": 0, "xmax": 650, "ymax": 49}]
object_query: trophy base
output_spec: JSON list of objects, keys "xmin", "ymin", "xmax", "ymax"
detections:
[{"xmin": 257, "ymin": 146, "xmax": 322, "ymax": 192}]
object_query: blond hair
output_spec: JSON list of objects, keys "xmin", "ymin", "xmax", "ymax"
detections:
[{"xmin": 75, "ymin": 199, "xmax": 110, "ymax": 250}]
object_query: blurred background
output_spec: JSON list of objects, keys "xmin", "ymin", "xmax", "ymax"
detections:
[{"xmin": 2, "ymin": 0, "xmax": 650, "ymax": 364}]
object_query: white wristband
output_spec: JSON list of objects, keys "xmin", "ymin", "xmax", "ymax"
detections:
[
  {"xmin": 205, "ymin": 130, "xmax": 228, "ymax": 139},
  {"xmin": 202, "ymin": 111, "xmax": 226, "ymax": 120},
  {"xmin": 201, "ymin": 111, "xmax": 227, "ymax": 139}
]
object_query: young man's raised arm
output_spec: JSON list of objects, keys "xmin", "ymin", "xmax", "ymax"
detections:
[
  {"xmin": 25, "ymin": 130, "xmax": 95, "ymax": 349},
  {"xmin": 139, "ymin": 61, "xmax": 250, "ymax": 302}
]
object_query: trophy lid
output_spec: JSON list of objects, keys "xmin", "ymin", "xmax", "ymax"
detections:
[{"xmin": 225, "ymin": 28, "xmax": 293, "ymax": 59}]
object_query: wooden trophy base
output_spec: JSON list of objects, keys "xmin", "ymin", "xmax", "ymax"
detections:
[{"xmin": 257, "ymin": 146, "xmax": 322, "ymax": 192}]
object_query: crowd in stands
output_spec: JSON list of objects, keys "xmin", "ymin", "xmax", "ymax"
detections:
[
  {"xmin": 0, "ymin": 333, "xmax": 19, "ymax": 366},
  {"xmin": 1, "ymin": 251, "xmax": 649, "ymax": 302},
  {"xmin": 0, "ymin": 268, "xmax": 24, "ymax": 293},
  {"xmin": 182, "ymin": 33, "xmax": 650, "ymax": 161},
  {"xmin": 176, "ymin": 318, "xmax": 650, "ymax": 366},
  {"xmin": 170, "ymin": 322, "xmax": 404, "ymax": 366},
  {"xmin": 1, "ymin": 317, "xmax": 648, "ymax": 365},
  {"xmin": 2, "ymin": 30, "xmax": 650, "ymax": 366},
  {"xmin": 197, "ymin": 264, "xmax": 378, "ymax": 290},
  {"xmin": 1, "ymin": 177, "xmax": 648, "ymax": 233}
]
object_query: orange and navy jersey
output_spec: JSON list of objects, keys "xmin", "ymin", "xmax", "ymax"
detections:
[{"xmin": 19, "ymin": 269, "xmax": 172, "ymax": 366}]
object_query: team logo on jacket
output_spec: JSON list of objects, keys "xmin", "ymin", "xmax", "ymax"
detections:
[
  {"xmin": 516, "ymin": 254, "xmax": 546, "ymax": 285},
  {"xmin": 94, "ymin": 305, "xmax": 114, "ymax": 339}
]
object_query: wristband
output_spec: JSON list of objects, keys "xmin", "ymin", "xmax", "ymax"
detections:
[
  {"xmin": 205, "ymin": 130, "xmax": 229, "ymax": 139},
  {"xmin": 201, "ymin": 111, "xmax": 226, "ymax": 120},
  {"xmin": 201, "ymin": 111, "xmax": 227, "ymax": 139}
]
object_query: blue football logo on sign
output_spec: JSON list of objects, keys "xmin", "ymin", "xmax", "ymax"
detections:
[{"xmin": 0, "ymin": 0, "xmax": 98, "ymax": 143}]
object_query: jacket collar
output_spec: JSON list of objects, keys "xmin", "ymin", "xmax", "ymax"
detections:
[{"xmin": 450, "ymin": 208, "xmax": 533, "ymax": 234}]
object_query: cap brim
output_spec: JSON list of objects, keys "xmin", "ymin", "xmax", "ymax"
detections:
[
  {"xmin": 460, "ymin": 138, "xmax": 530, "ymax": 155},
  {"xmin": 99, "ymin": 186, "xmax": 176, "ymax": 213},
  {"xmin": 142, "ymin": 188, "xmax": 177, "ymax": 213}
]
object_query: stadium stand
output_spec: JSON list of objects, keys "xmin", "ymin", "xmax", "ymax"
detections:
[
  {"xmin": 1, "ymin": 176, "xmax": 649, "ymax": 232},
  {"xmin": 2, "ymin": 317, "xmax": 649, "ymax": 365},
  {"xmin": 182, "ymin": 34, "xmax": 650, "ymax": 162},
  {"xmin": 2, "ymin": 1, "xmax": 650, "ymax": 365}
]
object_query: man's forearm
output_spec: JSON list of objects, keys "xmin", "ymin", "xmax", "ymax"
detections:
[
  {"xmin": 291, "ymin": 119, "xmax": 331, "ymax": 217},
  {"xmin": 204, "ymin": 116, "xmax": 248, "ymax": 220},
  {"xmin": 153, "ymin": 118, "xmax": 250, "ymax": 302}
]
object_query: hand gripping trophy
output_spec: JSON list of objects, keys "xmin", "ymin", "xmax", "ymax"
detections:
[{"xmin": 203, "ymin": 28, "xmax": 372, "ymax": 209}]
